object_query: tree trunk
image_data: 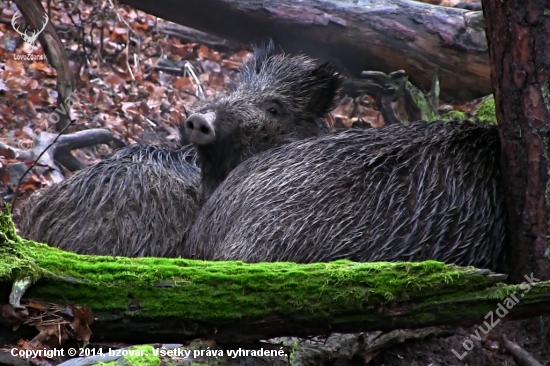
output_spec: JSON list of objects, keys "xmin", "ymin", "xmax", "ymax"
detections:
[
  {"xmin": 1, "ymin": 212, "xmax": 550, "ymax": 345},
  {"xmin": 481, "ymin": 0, "xmax": 550, "ymax": 283},
  {"xmin": 115, "ymin": 0, "xmax": 491, "ymax": 103}
]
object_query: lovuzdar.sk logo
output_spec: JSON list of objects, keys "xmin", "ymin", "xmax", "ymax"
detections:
[{"xmin": 11, "ymin": 10, "xmax": 48, "ymax": 50}]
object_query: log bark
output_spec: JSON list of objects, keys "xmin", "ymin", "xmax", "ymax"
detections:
[
  {"xmin": 115, "ymin": 0, "xmax": 491, "ymax": 102},
  {"xmin": 0, "ymin": 16, "xmax": 243, "ymax": 54},
  {"xmin": 158, "ymin": 23, "xmax": 242, "ymax": 53},
  {"xmin": 481, "ymin": 0, "xmax": 550, "ymax": 283},
  {"xmin": 1, "ymin": 211, "xmax": 550, "ymax": 346}
]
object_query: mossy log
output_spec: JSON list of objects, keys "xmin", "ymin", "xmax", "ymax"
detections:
[{"xmin": 1, "ymin": 211, "xmax": 550, "ymax": 345}]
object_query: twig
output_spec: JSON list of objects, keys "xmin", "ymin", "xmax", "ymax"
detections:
[
  {"xmin": 109, "ymin": 0, "xmax": 139, "ymax": 80},
  {"xmin": 502, "ymin": 334, "xmax": 543, "ymax": 366},
  {"xmin": 11, "ymin": 118, "xmax": 76, "ymax": 209},
  {"xmin": 184, "ymin": 61, "xmax": 206, "ymax": 100}
]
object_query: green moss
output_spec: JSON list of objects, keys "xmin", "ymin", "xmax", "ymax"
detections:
[
  {"xmin": 2, "ymin": 207, "xmax": 550, "ymax": 331},
  {"xmin": 0, "ymin": 206, "xmax": 45, "ymax": 283},
  {"xmin": 409, "ymin": 86, "xmax": 438, "ymax": 122},
  {"xmin": 30, "ymin": 256, "xmax": 469, "ymax": 320},
  {"xmin": 449, "ymin": 110, "xmax": 467, "ymax": 120},
  {"xmin": 442, "ymin": 110, "xmax": 468, "ymax": 121},
  {"xmin": 0, "ymin": 207, "xmax": 502, "ymax": 322},
  {"xmin": 475, "ymin": 96, "xmax": 497, "ymax": 124},
  {"xmin": 289, "ymin": 339, "xmax": 299, "ymax": 365},
  {"xmin": 124, "ymin": 345, "xmax": 160, "ymax": 366},
  {"xmin": 86, "ymin": 346, "xmax": 160, "ymax": 366}
]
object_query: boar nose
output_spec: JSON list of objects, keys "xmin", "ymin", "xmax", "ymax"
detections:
[{"xmin": 185, "ymin": 112, "xmax": 216, "ymax": 145}]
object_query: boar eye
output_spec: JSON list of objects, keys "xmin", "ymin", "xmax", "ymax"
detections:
[
  {"xmin": 266, "ymin": 107, "xmax": 280, "ymax": 117},
  {"xmin": 261, "ymin": 101, "xmax": 282, "ymax": 118}
]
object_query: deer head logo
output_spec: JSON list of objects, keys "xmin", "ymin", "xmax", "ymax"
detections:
[{"xmin": 11, "ymin": 10, "xmax": 48, "ymax": 50}]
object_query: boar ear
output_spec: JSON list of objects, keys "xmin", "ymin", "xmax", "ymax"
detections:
[
  {"xmin": 304, "ymin": 60, "xmax": 344, "ymax": 116},
  {"xmin": 249, "ymin": 39, "xmax": 276, "ymax": 73}
]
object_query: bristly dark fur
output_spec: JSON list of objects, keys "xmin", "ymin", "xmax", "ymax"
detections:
[
  {"xmin": 20, "ymin": 144, "xmax": 200, "ymax": 257},
  {"xmin": 186, "ymin": 120, "xmax": 506, "ymax": 271},
  {"xmin": 250, "ymin": 39, "xmax": 276, "ymax": 73},
  {"xmin": 19, "ymin": 40, "xmax": 344, "ymax": 258},
  {"xmin": 189, "ymin": 40, "xmax": 344, "ymax": 204}
]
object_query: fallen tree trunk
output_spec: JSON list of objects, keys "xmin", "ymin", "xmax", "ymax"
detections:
[
  {"xmin": 116, "ymin": 0, "xmax": 491, "ymax": 102},
  {"xmin": 1, "ymin": 211, "xmax": 550, "ymax": 346},
  {"xmin": 0, "ymin": 16, "xmax": 243, "ymax": 54}
]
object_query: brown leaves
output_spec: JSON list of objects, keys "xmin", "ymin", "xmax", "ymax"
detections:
[
  {"xmin": 0, "ymin": 153, "xmax": 51, "ymax": 195},
  {"xmin": 167, "ymin": 39, "xmax": 195, "ymax": 59},
  {"xmin": 5, "ymin": 58, "xmax": 26, "ymax": 76},
  {"xmin": 110, "ymin": 27, "xmax": 129, "ymax": 43},
  {"xmin": 0, "ymin": 0, "xmax": 379, "ymax": 205},
  {"xmin": 132, "ymin": 20, "xmax": 150, "ymax": 34},
  {"xmin": 332, "ymin": 95, "xmax": 383, "ymax": 130},
  {"xmin": 0, "ymin": 0, "xmax": 250, "ymax": 160},
  {"xmin": 104, "ymin": 74, "xmax": 126, "ymax": 88},
  {"xmin": 29, "ymin": 62, "xmax": 57, "ymax": 76},
  {"xmin": 2, "ymin": 300, "xmax": 94, "ymax": 358}
]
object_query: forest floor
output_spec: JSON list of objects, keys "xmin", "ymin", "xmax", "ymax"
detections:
[
  {"xmin": 370, "ymin": 318, "xmax": 550, "ymax": 366},
  {"xmin": 0, "ymin": 1, "xmax": 548, "ymax": 365}
]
